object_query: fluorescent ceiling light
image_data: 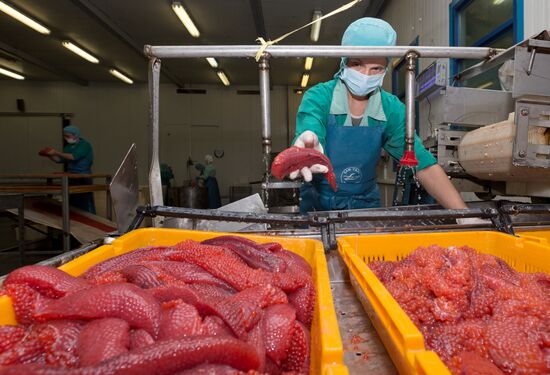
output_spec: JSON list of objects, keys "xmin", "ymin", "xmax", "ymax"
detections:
[
  {"xmin": 217, "ymin": 70, "xmax": 230, "ymax": 86},
  {"xmin": 171, "ymin": 2, "xmax": 200, "ymax": 38},
  {"xmin": 304, "ymin": 57, "xmax": 313, "ymax": 71},
  {"xmin": 300, "ymin": 73, "xmax": 309, "ymax": 88},
  {"xmin": 493, "ymin": 0, "xmax": 506, "ymax": 4},
  {"xmin": 310, "ymin": 11, "xmax": 322, "ymax": 42},
  {"xmin": 0, "ymin": 1, "xmax": 50, "ymax": 35},
  {"xmin": 206, "ymin": 57, "xmax": 218, "ymax": 68},
  {"xmin": 62, "ymin": 41, "xmax": 99, "ymax": 64},
  {"xmin": 109, "ymin": 68, "xmax": 133, "ymax": 84},
  {"xmin": 0, "ymin": 66, "xmax": 24, "ymax": 80}
]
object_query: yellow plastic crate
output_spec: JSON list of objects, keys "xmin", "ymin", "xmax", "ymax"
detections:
[
  {"xmin": 517, "ymin": 228, "xmax": 550, "ymax": 246},
  {"xmin": 338, "ymin": 231, "xmax": 550, "ymax": 375},
  {"xmin": 0, "ymin": 228, "xmax": 348, "ymax": 375}
]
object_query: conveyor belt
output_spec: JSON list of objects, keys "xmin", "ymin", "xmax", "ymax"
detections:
[{"xmin": 327, "ymin": 252, "xmax": 397, "ymax": 373}]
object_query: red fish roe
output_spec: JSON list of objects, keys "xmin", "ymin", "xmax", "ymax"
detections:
[
  {"xmin": 369, "ymin": 245, "xmax": 550, "ymax": 374},
  {"xmin": 0, "ymin": 237, "xmax": 315, "ymax": 374}
]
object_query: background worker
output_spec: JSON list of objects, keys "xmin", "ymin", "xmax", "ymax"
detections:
[
  {"xmin": 39, "ymin": 125, "xmax": 96, "ymax": 214},
  {"xmin": 194, "ymin": 154, "xmax": 221, "ymax": 209}
]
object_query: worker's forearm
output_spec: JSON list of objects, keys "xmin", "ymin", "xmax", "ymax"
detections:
[
  {"xmin": 48, "ymin": 155, "xmax": 62, "ymax": 163},
  {"xmin": 54, "ymin": 151, "xmax": 75, "ymax": 161},
  {"xmin": 416, "ymin": 164, "xmax": 467, "ymax": 209}
]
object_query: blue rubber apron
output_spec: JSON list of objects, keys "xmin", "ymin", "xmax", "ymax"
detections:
[
  {"xmin": 205, "ymin": 176, "xmax": 222, "ymax": 209},
  {"xmin": 300, "ymin": 114, "xmax": 385, "ymax": 212}
]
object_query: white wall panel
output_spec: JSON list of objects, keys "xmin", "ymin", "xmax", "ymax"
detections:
[
  {"xmin": 0, "ymin": 81, "xmax": 291, "ymax": 199},
  {"xmin": 376, "ymin": 0, "xmax": 451, "ymax": 204},
  {"xmin": 380, "ymin": 0, "xmax": 450, "ymax": 142},
  {"xmin": 524, "ymin": 0, "xmax": 550, "ymax": 38}
]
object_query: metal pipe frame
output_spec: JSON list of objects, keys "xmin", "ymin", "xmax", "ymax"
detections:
[
  {"xmin": 144, "ymin": 45, "xmax": 498, "ymax": 59},
  {"xmin": 404, "ymin": 52, "xmax": 418, "ymax": 153},
  {"xmin": 258, "ymin": 53, "xmax": 272, "ymax": 173},
  {"xmin": 144, "ymin": 44, "xmax": 499, "ymax": 212},
  {"xmin": 61, "ymin": 175, "xmax": 71, "ymax": 252}
]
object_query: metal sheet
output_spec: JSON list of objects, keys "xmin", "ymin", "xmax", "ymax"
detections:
[
  {"xmin": 162, "ymin": 194, "xmax": 269, "ymax": 232},
  {"xmin": 110, "ymin": 143, "xmax": 139, "ymax": 232},
  {"xmin": 148, "ymin": 58, "xmax": 163, "ymax": 226},
  {"xmin": 195, "ymin": 194, "xmax": 268, "ymax": 232},
  {"xmin": 429, "ymin": 86, "xmax": 514, "ymax": 127},
  {"xmin": 262, "ymin": 181, "xmax": 303, "ymax": 189},
  {"xmin": 513, "ymin": 46, "xmax": 550, "ymax": 98}
]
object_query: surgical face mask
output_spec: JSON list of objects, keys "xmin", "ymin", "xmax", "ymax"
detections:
[
  {"xmin": 340, "ymin": 67, "xmax": 386, "ymax": 97},
  {"xmin": 65, "ymin": 137, "xmax": 77, "ymax": 144}
]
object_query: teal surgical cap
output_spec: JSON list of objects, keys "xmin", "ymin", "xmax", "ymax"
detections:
[
  {"xmin": 63, "ymin": 125, "xmax": 80, "ymax": 137},
  {"xmin": 336, "ymin": 17, "xmax": 397, "ymax": 76}
]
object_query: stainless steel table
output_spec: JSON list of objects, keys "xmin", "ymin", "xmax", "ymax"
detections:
[{"xmin": 0, "ymin": 173, "xmax": 112, "ymax": 252}]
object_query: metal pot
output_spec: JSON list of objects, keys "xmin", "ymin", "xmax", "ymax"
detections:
[{"xmin": 179, "ymin": 186, "xmax": 208, "ymax": 208}]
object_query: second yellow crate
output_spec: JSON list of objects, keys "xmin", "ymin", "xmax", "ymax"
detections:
[{"xmin": 338, "ymin": 231, "xmax": 550, "ymax": 375}]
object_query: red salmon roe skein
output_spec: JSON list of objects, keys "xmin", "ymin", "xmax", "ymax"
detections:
[
  {"xmin": 369, "ymin": 245, "xmax": 550, "ymax": 374},
  {"xmin": 271, "ymin": 146, "xmax": 337, "ymax": 191}
]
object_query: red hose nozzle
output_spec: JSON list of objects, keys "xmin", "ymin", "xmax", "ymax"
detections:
[{"xmin": 399, "ymin": 150, "xmax": 418, "ymax": 167}]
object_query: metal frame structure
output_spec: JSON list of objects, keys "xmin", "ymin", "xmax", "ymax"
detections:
[
  {"xmin": 124, "ymin": 201, "xmax": 542, "ymax": 250},
  {"xmin": 144, "ymin": 44, "xmax": 499, "ymax": 217}
]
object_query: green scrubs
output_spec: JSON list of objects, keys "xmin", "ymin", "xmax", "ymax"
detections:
[
  {"xmin": 203, "ymin": 164, "xmax": 216, "ymax": 178},
  {"xmin": 59, "ymin": 137, "xmax": 95, "ymax": 213},
  {"xmin": 295, "ymin": 79, "xmax": 436, "ymax": 170},
  {"xmin": 63, "ymin": 138, "xmax": 94, "ymax": 174}
]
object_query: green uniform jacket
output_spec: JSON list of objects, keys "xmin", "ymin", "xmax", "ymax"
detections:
[
  {"xmin": 61, "ymin": 138, "xmax": 94, "ymax": 174},
  {"xmin": 294, "ymin": 79, "xmax": 436, "ymax": 170}
]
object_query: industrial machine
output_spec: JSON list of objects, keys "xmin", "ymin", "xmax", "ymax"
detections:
[{"xmin": 419, "ymin": 31, "xmax": 550, "ymax": 201}]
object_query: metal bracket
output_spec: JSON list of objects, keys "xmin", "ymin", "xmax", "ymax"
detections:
[
  {"xmin": 491, "ymin": 201, "xmax": 515, "ymax": 235},
  {"xmin": 513, "ymin": 97, "xmax": 550, "ymax": 168}
]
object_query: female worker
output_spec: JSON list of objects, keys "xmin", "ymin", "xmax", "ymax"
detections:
[
  {"xmin": 291, "ymin": 17, "xmax": 468, "ymax": 213},
  {"xmin": 40, "ymin": 125, "xmax": 96, "ymax": 213}
]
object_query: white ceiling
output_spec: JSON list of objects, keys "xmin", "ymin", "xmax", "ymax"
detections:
[{"xmin": 0, "ymin": 0, "xmax": 388, "ymax": 86}]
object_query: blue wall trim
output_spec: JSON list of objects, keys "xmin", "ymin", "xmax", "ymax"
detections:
[
  {"xmin": 472, "ymin": 19, "xmax": 513, "ymax": 46},
  {"xmin": 449, "ymin": 0, "xmax": 523, "ymax": 83},
  {"xmin": 515, "ymin": 0, "xmax": 524, "ymax": 41}
]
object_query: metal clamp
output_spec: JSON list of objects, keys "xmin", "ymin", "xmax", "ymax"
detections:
[{"xmin": 527, "ymin": 48, "xmax": 537, "ymax": 76}]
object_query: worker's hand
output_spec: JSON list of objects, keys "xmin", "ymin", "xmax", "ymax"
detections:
[
  {"xmin": 289, "ymin": 131, "xmax": 327, "ymax": 182},
  {"xmin": 456, "ymin": 217, "xmax": 491, "ymax": 226},
  {"xmin": 293, "ymin": 130, "xmax": 323, "ymax": 153}
]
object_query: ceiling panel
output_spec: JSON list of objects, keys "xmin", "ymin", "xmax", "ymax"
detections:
[{"xmin": 0, "ymin": 0, "xmax": 382, "ymax": 86}]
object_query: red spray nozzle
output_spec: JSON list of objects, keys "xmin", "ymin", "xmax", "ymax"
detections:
[{"xmin": 399, "ymin": 150, "xmax": 418, "ymax": 167}]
